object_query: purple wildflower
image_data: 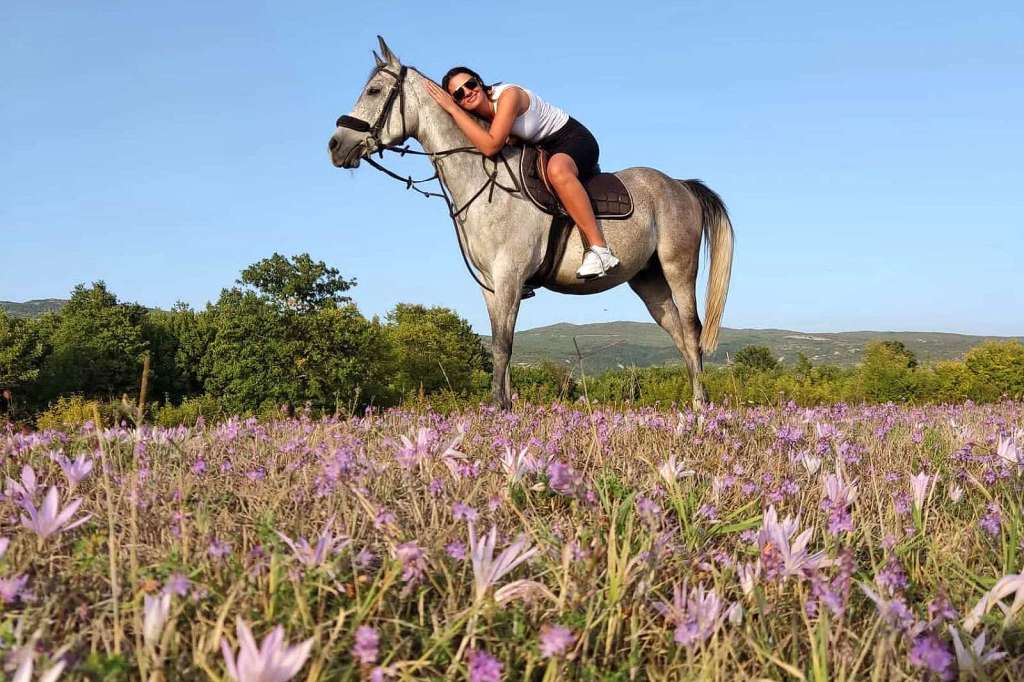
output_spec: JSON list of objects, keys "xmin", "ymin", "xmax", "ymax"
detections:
[
  {"xmin": 467, "ymin": 648, "xmax": 503, "ymax": 682},
  {"xmin": 163, "ymin": 572, "xmax": 190, "ymax": 597},
  {"xmin": 908, "ymin": 632, "xmax": 954, "ymax": 681},
  {"xmin": 452, "ymin": 502, "xmax": 478, "ymax": 522},
  {"xmin": 546, "ymin": 460, "xmax": 580, "ymax": 496},
  {"xmin": 353, "ymin": 548, "xmax": 376, "ymax": 570},
  {"xmin": 980, "ymin": 503, "xmax": 1002, "ymax": 537},
  {"xmin": 208, "ymin": 538, "xmax": 232, "ymax": 560},
  {"xmin": 351, "ymin": 625, "xmax": 379, "ymax": 665},
  {"xmin": 395, "ymin": 541, "xmax": 428, "ymax": 589},
  {"xmin": 876, "ymin": 556, "xmax": 909, "ymax": 595},
  {"xmin": 446, "ymin": 541, "xmax": 467, "ymax": 561},
  {"xmin": 538, "ymin": 624, "xmax": 575, "ymax": 658},
  {"xmin": 0, "ymin": 574, "xmax": 28, "ymax": 603}
]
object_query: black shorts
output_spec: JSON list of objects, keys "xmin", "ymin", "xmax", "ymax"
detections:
[{"xmin": 538, "ymin": 117, "xmax": 600, "ymax": 179}]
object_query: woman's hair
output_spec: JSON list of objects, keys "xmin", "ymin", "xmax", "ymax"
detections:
[{"xmin": 441, "ymin": 66, "xmax": 501, "ymax": 96}]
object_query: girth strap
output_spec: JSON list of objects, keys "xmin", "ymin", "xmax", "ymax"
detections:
[{"xmin": 525, "ymin": 213, "xmax": 574, "ymax": 289}]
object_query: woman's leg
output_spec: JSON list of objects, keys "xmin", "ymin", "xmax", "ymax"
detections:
[{"xmin": 546, "ymin": 153, "xmax": 605, "ymax": 248}]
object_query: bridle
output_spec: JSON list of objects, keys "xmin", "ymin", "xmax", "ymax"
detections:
[
  {"xmin": 336, "ymin": 65, "xmax": 409, "ymax": 154},
  {"xmin": 334, "ymin": 65, "xmax": 524, "ymax": 293}
]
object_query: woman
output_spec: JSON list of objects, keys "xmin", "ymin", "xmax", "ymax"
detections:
[{"xmin": 425, "ymin": 67, "xmax": 620, "ymax": 280}]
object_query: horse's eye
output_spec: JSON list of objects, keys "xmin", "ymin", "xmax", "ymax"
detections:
[{"xmin": 367, "ymin": 87, "xmax": 382, "ymax": 96}]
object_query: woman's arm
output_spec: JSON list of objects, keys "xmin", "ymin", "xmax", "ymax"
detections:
[{"xmin": 424, "ymin": 81, "xmax": 525, "ymax": 156}]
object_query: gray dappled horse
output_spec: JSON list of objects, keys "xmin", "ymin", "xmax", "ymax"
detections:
[{"xmin": 328, "ymin": 38, "xmax": 734, "ymax": 409}]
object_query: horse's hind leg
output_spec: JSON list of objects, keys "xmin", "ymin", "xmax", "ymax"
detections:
[{"xmin": 628, "ymin": 260, "xmax": 708, "ymax": 406}]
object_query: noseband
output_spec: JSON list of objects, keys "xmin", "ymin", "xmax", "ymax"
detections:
[{"xmin": 337, "ymin": 65, "xmax": 408, "ymax": 153}]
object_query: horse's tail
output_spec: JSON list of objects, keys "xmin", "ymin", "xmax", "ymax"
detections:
[{"xmin": 679, "ymin": 179, "xmax": 734, "ymax": 355}]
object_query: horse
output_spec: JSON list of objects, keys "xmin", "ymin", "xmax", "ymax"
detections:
[{"xmin": 328, "ymin": 37, "xmax": 734, "ymax": 409}]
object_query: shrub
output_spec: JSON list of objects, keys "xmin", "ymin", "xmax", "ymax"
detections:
[{"xmin": 153, "ymin": 395, "xmax": 226, "ymax": 428}]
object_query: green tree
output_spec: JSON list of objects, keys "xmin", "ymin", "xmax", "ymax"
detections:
[
  {"xmin": 384, "ymin": 303, "xmax": 491, "ymax": 397},
  {"xmin": 202, "ymin": 257, "xmax": 393, "ymax": 413},
  {"xmin": 964, "ymin": 341, "xmax": 1024, "ymax": 401},
  {"xmin": 734, "ymin": 345, "xmax": 779, "ymax": 372},
  {"xmin": 36, "ymin": 282, "xmax": 149, "ymax": 401},
  {"xmin": 143, "ymin": 304, "xmax": 209, "ymax": 404},
  {"xmin": 0, "ymin": 311, "xmax": 50, "ymax": 389},
  {"xmin": 238, "ymin": 253, "xmax": 356, "ymax": 313},
  {"xmin": 859, "ymin": 340, "xmax": 919, "ymax": 402}
]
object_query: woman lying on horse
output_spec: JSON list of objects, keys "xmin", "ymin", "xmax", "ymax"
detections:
[{"xmin": 425, "ymin": 67, "xmax": 620, "ymax": 280}]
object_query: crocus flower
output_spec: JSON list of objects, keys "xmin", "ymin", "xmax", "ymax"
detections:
[
  {"xmin": 276, "ymin": 518, "xmax": 349, "ymax": 569},
  {"xmin": 821, "ymin": 473, "xmax": 858, "ymax": 535},
  {"xmin": 657, "ymin": 455, "xmax": 694, "ymax": 485},
  {"xmin": 859, "ymin": 583, "xmax": 915, "ymax": 631},
  {"xmin": 909, "ymin": 472, "xmax": 933, "ymax": 511},
  {"xmin": 963, "ymin": 574, "xmax": 1024, "ymax": 631},
  {"xmin": 538, "ymin": 624, "xmax": 575, "ymax": 658},
  {"xmin": 5, "ymin": 464, "xmax": 38, "ymax": 501},
  {"xmin": 221, "ymin": 617, "xmax": 314, "ymax": 682},
  {"xmin": 758, "ymin": 506, "xmax": 831, "ymax": 579},
  {"xmin": 0, "ymin": 537, "xmax": 8, "ymax": 560},
  {"xmin": 737, "ymin": 561, "xmax": 761, "ymax": 597},
  {"xmin": 655, "ymin": 582, "xmax": 728, "ymax": 648},
  {"xmin": 996, "ymin": 436, "xmax": 1021, "ymax": 472},
  {"xmin": 468, "ymin": 523, "xmax": 547, "ymax": 605},
  {"xmin": 143, "ymin": 593, "xmax": 171, "ymax": 647},
  {"xmin": 56, "ymin": 454, "xmax": 94, "ymax": 488},
  {"xmin": 947, "ymin": 484, "xmax": 964, "ymax": 504},
  {"xmin": 7, "ymin": 632, "xmax": 66, "ymax": 682},
  {"xmin": 949, "ymin": 626, "xmax": 1007, "ymax": 675},
  {"xmin": 467, "ymin": 648, "xmax": 502, "ymax": 682},
  {"xmin": 350, "ymin": 625, "xmax": 379, "ymax": 665},
  {"xmin": 19, "ymin": 486, "xmax": 91, "ymax": 540},
  {"xmin": 801, "ymin": 454, "xmax": 822, "ymax": 476},
  {"xmin": 499, "ymin": 446, "xmax": 534, "ymax": 484}
]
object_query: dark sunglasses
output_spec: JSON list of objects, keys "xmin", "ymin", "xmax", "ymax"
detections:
[{"xmin": 451, "ymin": 78, "xmax": 480, "ymax": 103}]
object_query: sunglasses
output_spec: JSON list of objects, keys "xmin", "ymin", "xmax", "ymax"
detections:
[{"xmin": 451, "ymin": 78, "xmax": 480, "ymax": 103}]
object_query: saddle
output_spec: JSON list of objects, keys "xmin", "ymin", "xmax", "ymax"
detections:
[
  {"xmin": 516, "ymin": 145, "xmax": 634, "ymax": 290},
  {"xmin": 519, "ymin": 146, "xmax": 633, "ymax": 219}
]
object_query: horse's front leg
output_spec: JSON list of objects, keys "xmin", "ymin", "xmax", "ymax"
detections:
[{"xmin": 482, "ymin": 265, "xmax": 527, "ymax": 410}]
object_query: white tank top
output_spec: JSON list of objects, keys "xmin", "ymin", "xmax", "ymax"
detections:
[{"xmin": 489, "ymin": 83, "xmax": 569, "ymax": 142}]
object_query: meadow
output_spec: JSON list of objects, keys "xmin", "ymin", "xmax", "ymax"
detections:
[{"xmin": 3, "ymin": 400, "xmax": 1024, "ymax": 680}]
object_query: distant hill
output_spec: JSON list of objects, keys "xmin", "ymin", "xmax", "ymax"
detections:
[
  {"xmin": 493, "ymin": 322, "xmax": 1024, "ymax": 373},
  {"xmin": 0, "ymin": 299, "xmax": 67, "ymax": 318},
  {"xmin": 4, "ymin": 300, "xmax": 1019, "ymax": 373}
]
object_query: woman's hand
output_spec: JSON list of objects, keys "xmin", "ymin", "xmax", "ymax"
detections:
[{"xmin": 424, "ymin": 80, "xmax": 459, "ymax": 114}]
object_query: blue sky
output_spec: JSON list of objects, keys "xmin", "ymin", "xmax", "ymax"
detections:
[{"xmin": 2, "ymin": 1, "xmax": 1022, "ymax": 335}]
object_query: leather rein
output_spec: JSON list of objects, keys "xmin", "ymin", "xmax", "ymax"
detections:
[{"xmin": 336, "ymin": 65, "xmax": 523, "ymax": 293}]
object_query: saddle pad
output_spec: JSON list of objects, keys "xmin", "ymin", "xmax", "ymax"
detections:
[{"xmin": 519, "ymin": 146, "xmax": 633, "ymax": 219}]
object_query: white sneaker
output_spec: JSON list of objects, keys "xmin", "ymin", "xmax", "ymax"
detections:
[{"xmin": 576, "ymin": 246, "xmax": 620, "ymax": 279}]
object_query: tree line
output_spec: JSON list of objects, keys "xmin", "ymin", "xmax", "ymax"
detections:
[
  {"xmin": 0, "ymin": 254, "xmax": 491, "ymax": 427},
  {"xmin": 2, "ymin": 253, "xmax": 1023, "ymax": 428}
]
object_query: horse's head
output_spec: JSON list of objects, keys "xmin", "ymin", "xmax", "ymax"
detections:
[{"xmin": 329, "ymin": 36, "xmax": 413, "ymax": 168}]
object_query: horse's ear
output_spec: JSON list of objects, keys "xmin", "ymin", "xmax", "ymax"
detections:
[
  {"xmin": 373, "ymin": 50, "xmax": 385, "ymax": 67},
  {"xmin": 376, "ymin": 35, "xmax": 399, "ymax": 65}
]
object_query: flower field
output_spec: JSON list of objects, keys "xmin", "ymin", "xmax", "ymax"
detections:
[{"xmin": 3, "ymin": 400, "xmax": 1024, "ymax": 680}]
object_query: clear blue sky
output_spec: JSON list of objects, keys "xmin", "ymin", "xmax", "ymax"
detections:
[{"xmin": 3, "ymin": 1, "xmax": 1022, "ymax": 335}]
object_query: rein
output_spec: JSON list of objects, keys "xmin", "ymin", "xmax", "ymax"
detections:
[{"xmin": 337, "ymin": 66, "xmax": 522, "ymax": 293}]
